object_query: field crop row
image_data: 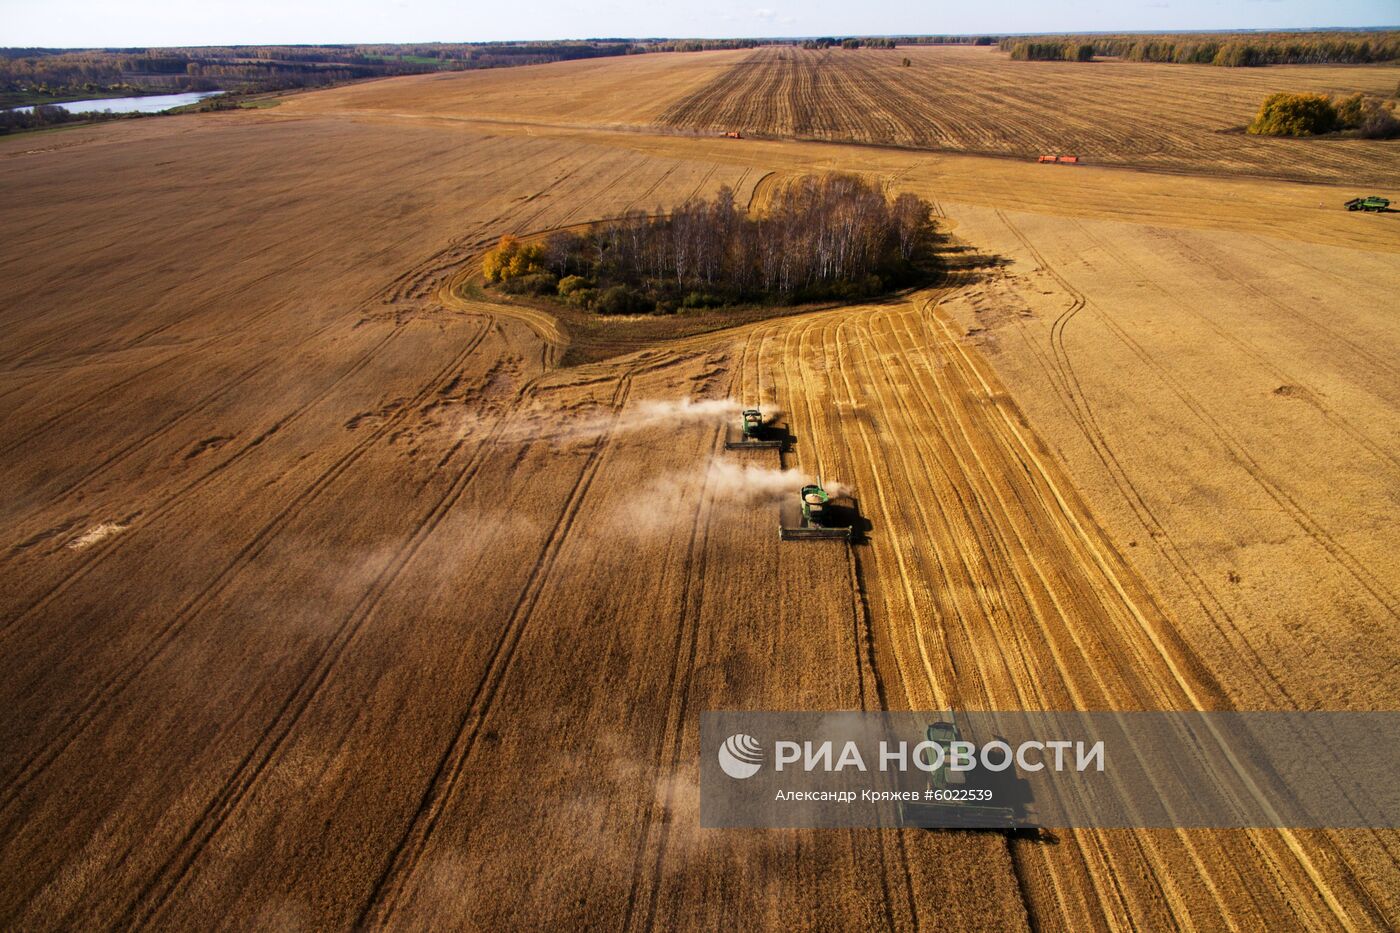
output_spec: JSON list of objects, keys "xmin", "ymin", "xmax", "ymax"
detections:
[{"xmin": 658, "ymin": 46, "xmax": 1400, "ymax": 185}]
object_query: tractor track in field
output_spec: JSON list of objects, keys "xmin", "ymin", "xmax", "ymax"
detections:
[
  {"xmin": 0, "ymin": 207, "xmax": 484, "ymax": 549},
  {"xmin": 624, "ymin": 418, "xmax": 722, "ymax": 933},
  {"xmin": 1240, "ymin": 234, "xmax": 1400, "ymax": 385},
  {"xmin": 1234, "ymin": 239, "xmax": 1400, "ymax": 386},
  {"xmin": 357, "ymin": 361, "xmax": 644, "ymax": 927},
  {"xmin": 0, "ymin": 347, "xmax": 189, "ymax": 441},
  {"xmin": 682, "ymin": 164, "xmax": 720, "ymax": 205},
  {"xmin": 508, "ymin": 148, "xmax": 618, "ymax": 235},
  {"xmin": 0, "ymin": 318, "xmax": 406, "ymax": 626},
  {"xmin": 856, "ymin": 304, "xmax": 1151, "ymax": 928},
  {"xmin": 993, "ymin": 210, "xmax": 1307, "ymax": 680},
  {"xmin": 922, "ymin": 299, "xmax": 1381, "ymax": 929},
  {"xmin": 622, "ymin": 160, "xmax": 681, "ymax": 215},
  {"xmin": 2, "ymin": 322, "xmax": 326, "ymax": 538},
  {"xmin": 992, "ymin": 210, "xmax": 1378, "ymax": 711},
  {"xmin": 0, "ymin": 212, "xmax": 367, "ymax": 373},
  {"xmin": 743, "ymin": 275, "xmax": 1380, "ymax": 927},
  {"xmin": 1117, "ymin": 224, "xmax": 1400, "ymax": 475},
  {"xmin": 1060, "ymin": 221, "xmax": 1400, "ymax": 620},
  {"xmin": 0, "ymin": 278, "xmax": 300, "ymax": 436},
  {"xmin": 124, "ymin": 339, "xmax": 546, "ymax": 930},
  {"xmin": 0, "ymin": 316, "xmax": 495, "ymax": 818},
  {"xmin": 725, "ymin": 314, "xmax": 921, "ymax": 932},
  {"xmin": 548, "ymin": 150, "xmax": 638, "ymax": 229}
]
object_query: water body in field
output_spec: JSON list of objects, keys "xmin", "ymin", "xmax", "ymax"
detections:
[{"xmin": 5, "ymin": 91, "xmax": 222, "ymax": 115}]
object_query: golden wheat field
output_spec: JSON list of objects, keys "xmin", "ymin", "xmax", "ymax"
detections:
[{"xmin": 1, "ymin": 43, "xmax": 1398, "ymax": 930}]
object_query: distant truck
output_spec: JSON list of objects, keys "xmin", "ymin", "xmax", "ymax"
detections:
[
  {"xmin": 1344, "ymin": 196, "xmax": 1390, "ymax": 212},
  {"xmin": 722, "ymin": 130, "xmax": 744, "ymax": 139}
]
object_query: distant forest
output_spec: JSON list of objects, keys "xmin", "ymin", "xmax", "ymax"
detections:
[
  {"xmin": 999, "ymin": 31, "xmax": 1400, "ymax": 66},
  {"xmin": 0, "ymin": 42, "xmax": 649, "ymax": 107}
]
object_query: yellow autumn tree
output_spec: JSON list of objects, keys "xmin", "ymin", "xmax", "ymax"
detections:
[{"xmin": 482, "ymin": 234, "xmax": 545, "ymax": 282}]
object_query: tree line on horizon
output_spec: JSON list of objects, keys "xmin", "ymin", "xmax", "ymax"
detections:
[
  {"xmin": 0, "ymin": 102, "xmax": 145, "ymax": 133},
  {"xmin": 998, "ymin": 30, "xmax": 1400, "ymax": 66},
  {"xmin": 1006, "ymin": 41, "xmax": 1095, "ymax": 62},
  {"xmin": 8, "ymin": 30, "xmax": 1396, "ymax": 110},
  {"xmin": 480, "ymin": 174, "xmax": 938, "ymax": 314},
  {"xmin": 0, "ymin": 41, "xmax": 645, "ymax": 106}
]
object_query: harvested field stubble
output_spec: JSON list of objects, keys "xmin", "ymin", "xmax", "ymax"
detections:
[
  {"xmin": 658, "ymin": 45, "xmax": 1400, "ymax": 185},
  {"xmin": 1, "ymin": 45, "xmax": 1398, "ymax": 930}
]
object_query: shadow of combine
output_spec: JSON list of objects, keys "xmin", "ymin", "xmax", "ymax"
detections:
[{"xmin": 823, "ymin": 498, "xmax": 872, "ymax": 544}]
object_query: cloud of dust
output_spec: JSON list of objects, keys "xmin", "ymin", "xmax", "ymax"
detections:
[
  {"xmin": 822, "ymin": 480, "xmax": 855, "ymax": 499},
  {"xmin": 703, "ymin": 459, "xmax": 805, "ymax": 504},
  {"xmin": 608, "ymin": 457, "xmax": 856, "ymax": 539},
  {"xmin": 703, "ymin": 461, "xmax": 853, "ymax": 506},
  {"xmin": 439, "ymin": 396, "xmax": 744, "ymax": 448},
  {"xmin": 543, "ymin": 397, "xmax": 741, "ymax": 443},
  {"xmin": 603, "ymin": 460, "xmax": 793, "ymax": 538}
]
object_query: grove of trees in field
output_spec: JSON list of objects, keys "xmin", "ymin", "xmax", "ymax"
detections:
[
  {"xmin": 482, "ymin": 175, "xmax": 937, "ymax": 313},
  {"xmin": 999, "ymin": 31, "xmax": 1399, "ymax": 66}
]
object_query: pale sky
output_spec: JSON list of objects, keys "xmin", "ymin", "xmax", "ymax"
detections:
[{"xmin": 1, "ymin": 0, "xmax": 1395, "ymax": 48}]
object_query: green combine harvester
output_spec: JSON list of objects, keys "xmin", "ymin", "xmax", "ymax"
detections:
[
  {"xmin": 779, "ymin": 483, "xmax": 851, "ymax": 541},
  {"xmin": 898, "ymin": 717, "xmax": 1027, "ymax": 830},
  {"xmin": 725, "ymin": 408, "xmax": 784, "ymax": 450},
  {"xmin": 1344, "ymin": 196, "xmax": 1390, "ymax": 212}
]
